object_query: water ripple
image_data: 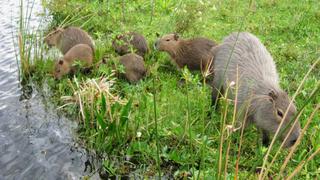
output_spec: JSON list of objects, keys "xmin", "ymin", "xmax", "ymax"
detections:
[{"xmin": 0, "ymin": 0, "xmax": 97, "ymax": 179}]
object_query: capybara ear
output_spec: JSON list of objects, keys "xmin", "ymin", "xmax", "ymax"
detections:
[
  {"xmin": 58, "ymin": 59, "xmax": 64, "ymax": 65},
  {"xmin": 174, "ymin": 33, "xmax": 179, "ymax": 40},
  {"xmin": 268, "ymin": 90, "xmax": 277, "ymax": 101}
]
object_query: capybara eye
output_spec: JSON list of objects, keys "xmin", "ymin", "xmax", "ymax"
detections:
[
  {"xmin": 277, "ymin": 109, "xmax": 283, "ymax": 118},
  {"xmin": 166, "ymin": 39, "xmax": 170, "ymax": 41}
]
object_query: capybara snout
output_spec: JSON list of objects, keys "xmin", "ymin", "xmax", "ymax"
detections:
[{"xmin": 282, "ymin": 120, "xmax": 300, "ymax": 148}]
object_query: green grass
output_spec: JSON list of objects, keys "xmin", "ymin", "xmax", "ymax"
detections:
[{"xmin": 22, "ymin": 0, "xmax": 320, "ymax": 179}]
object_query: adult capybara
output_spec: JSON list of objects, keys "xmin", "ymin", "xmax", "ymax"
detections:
[
  {"xmin": 212, "ymin": 32, "xmax": 301, "ymax": 148},
  {"xmin": 155, "ymin": 33, "xmax": 218, "ymax": 72},
  {"xmin": 118, "ymin": 53, "xmax": 146, "ymax": 83},
  {"xmin": 44, "ymin": 26, "xmax": 94, "ymax": 55},
  {"xmin": 54, "ymin": 44, "xmax": 93, "ymax": 79},
  {"xmin": 112, "ymin": 32, "xmax": 149, "ymax": 57}
]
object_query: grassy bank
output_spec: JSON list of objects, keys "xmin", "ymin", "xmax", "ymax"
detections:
[{"xmin": 22, "ymin": 0, "xmax": 319, "ymax": 179}]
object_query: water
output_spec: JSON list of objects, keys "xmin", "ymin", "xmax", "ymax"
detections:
[{"xmin": 0, "ymin": 0, "xmax": 98, "ymax": 179}]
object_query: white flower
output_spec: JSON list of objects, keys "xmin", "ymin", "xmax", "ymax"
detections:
[
  {"xmin": 137, "ymin": 131, "xmax": 142, "ymax": 138},
  {"xmin": 225, "ymin": 124, "xmax": 242, "ymax": 137},
  {"xmin": 230, "ymin": 81, "xmax": 235, "ymax": 87}
]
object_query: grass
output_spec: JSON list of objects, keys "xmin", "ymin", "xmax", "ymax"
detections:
[
  {"xmin": 16, "ymin": 0, "xmax": 46, "ymax": 97},
  {"xmin": 18, "ymin": 0, "xmax": 320, "ymax": 179}
]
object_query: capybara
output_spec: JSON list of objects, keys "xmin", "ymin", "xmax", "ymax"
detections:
[
  {"xmin": 44, "ymin": 26, "xmax": 94, "ymax": 55},
  {"xmin": 211, "ymin": 32, "xmax": 301, "ymax": 148},
  {"xmin": 118, "ymin": 53, "xmax": 146, "ymax": 83},
  {"xmin": 54, "ymin": 44, "xmax": 93, "ymax": 79},
  {"xmin": 155, "ymin": 33, "xmax": 218, "ymax": 72},
  {"xmin": 112, "ymin": 32, "xmax": 149, "ymax": 57}
]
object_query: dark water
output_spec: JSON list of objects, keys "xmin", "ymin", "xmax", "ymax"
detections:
[{"xmin": 0, "ymin": 0, "xmax": 98, "ymax": 179}]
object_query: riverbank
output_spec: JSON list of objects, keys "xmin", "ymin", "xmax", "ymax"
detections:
[{"xmin": 27, "ymin": 0, "xmax": 320, "ymax": 178}]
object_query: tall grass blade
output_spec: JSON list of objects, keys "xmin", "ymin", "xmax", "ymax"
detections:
[
  {"xmin": 152, "ymin": 76, "xmax": 161, "ymax": 178},
  {"xmin": 286, "ymin": 147, "xmax": 320, "ymax": 180},
  {"xmin": 149, "ymin": 0, "xmax": 155, "ymax": 24},
  {"xmin": 217, "ymin": 85, "xmax": 230, "ymax": 179},
  {"xmin": 224, "ymin": 66, "xmax": 239, "ymax": 179}
]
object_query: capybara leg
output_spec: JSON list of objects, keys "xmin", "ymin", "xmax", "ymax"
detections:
[{"xmin": 262, "ymin": 130, "xmax": 270, "ymax": 147}]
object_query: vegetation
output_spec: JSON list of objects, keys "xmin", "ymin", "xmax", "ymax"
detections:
[{"xmin": 18, "ymin": 0, "xmax": 319, "ymax": 179}]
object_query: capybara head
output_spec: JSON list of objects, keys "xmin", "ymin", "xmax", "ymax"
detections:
[
  {"xmin": 44, "ymin": 27, "xmax": 63, "ymax": 48},
  {"xmin": 112, "ymin": 32, "xmax": 149, "ymax": 57},
  {"xmin": 53, "ymin": 58, "xmax": 70, "ymax": 80},
  {"xmin": 254, "ymin": 90, "xmax": 300, "ymax": 148},
  {"xmin": 112, "ymin": 34, "xmax": 130, "ymax": 55},
  {"xmin": 155, "ymin": 33, "xmax": 180, "ymax": 52}
]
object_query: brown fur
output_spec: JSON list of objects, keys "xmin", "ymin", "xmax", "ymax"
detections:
[
  {"xmin": 44, "ymin": 27, "xmax": 94, "ymax": 55},
  {"xmin": 155, "ymin": 33, "xmax": 218, "ymax": 72},
  {"xmin": 54, "ymin": 44, "xmax": 93, "ymax": 79},
  {"xmin": 119, "ymin": 53, "xmax": 146, "ymax": 83},
  {"xmin": 112, "ymin": 32, "xmax": 149, "ymax": 57}
]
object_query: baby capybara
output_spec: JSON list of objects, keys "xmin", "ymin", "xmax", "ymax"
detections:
[
  {"xmin": 212, "ymin": 32, "xmax": 301, "ymax": 148},
  {"xmin": 112, "ymin": 32, "xmax": 149, "ymax": 57},
  {"xmin": 44, "ymin": 26, "xmax": 94, "ymax": 55},
  {"xmin": 54, "ymin": 44, "xmax": 93, "ymax": 79},
  {"xmin": 118, "ymin": 53, "xmax": 146, "ymax": 83},
  {"xmin": 155, "ymin": 33, "xmax": 218, "ymax": 72}
]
